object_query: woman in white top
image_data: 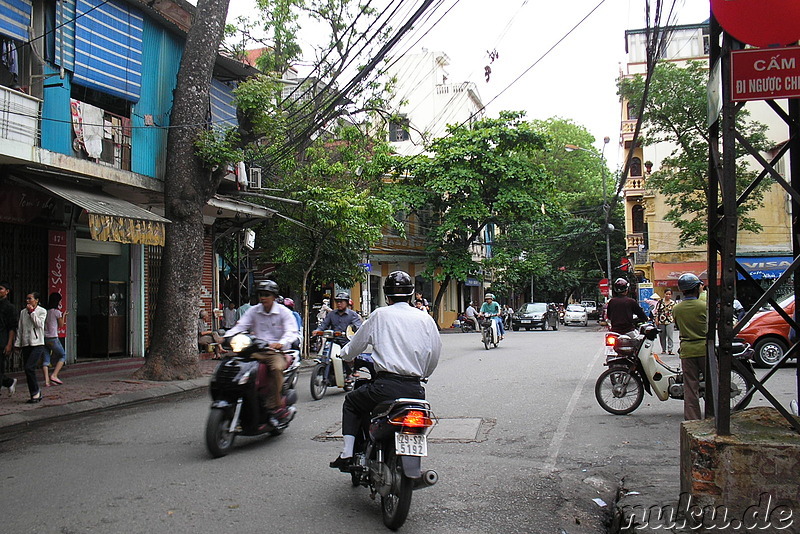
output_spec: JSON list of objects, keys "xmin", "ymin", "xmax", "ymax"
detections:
[
  {"xmin": 15, "ymin": 291, "xmax": 47, "ymax": 402},
  {"xmin": 44, "ymin": 292, "xmax": 68, "ymax": 386}
]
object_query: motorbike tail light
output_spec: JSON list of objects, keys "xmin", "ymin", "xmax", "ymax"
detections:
[
  {"xmin": 390, "ymin": 409, "xmax": 434, "ymax": 428},
  {"xmin": 605, "ymin": 334, "xmax": 617, "ymax": 347}
]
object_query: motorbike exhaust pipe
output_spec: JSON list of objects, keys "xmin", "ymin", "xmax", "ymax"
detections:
[{"xmin": 413, "ymin": 469, "xmax": 438, "ymax": 490}]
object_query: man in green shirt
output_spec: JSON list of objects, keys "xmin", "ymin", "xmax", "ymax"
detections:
[
  {"xmin": 672, "ymin": 273, "xmax": 707, "ymax": 420},
  {"xmin": 479, "ymin": 293, "xmax": 504, "ymax": 340}
]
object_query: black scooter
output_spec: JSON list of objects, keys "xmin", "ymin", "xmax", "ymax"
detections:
[{"xmin": 205, "ymin": 334, "xmax": 300, "ymax": 457}]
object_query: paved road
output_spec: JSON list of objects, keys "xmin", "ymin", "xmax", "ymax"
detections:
[{"xmin": 1, "ymin": 326, "xmax": 795, "ymax": 534}]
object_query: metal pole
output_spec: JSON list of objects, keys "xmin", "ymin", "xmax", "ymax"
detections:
[{"xmin": 600, "ymin": 136, "xmax": 612, "ymax": 281}]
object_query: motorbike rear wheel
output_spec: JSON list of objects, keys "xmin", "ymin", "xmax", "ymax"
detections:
[
  {"xmin": 595, "ymin": 367, "xmax": 644, "ymax": 415},
  {"xmin": 205, "ymin": 408, "xmax": 235, "ymax": 458},
  {"xmin": 310, "ymin": 364, "xmax": 328, "ymax": 400},
  {"xmin": 381, "ymin": 450, "xmax": 414, "ymax": 531},
  {"xmin": 729, "ymin": 369, "xmax": 754, "ymax": 410}
]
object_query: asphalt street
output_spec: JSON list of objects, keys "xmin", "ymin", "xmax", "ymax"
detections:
[{"xmin": 0, "ymin": 325, "xmax": 796, "ymax": 534}]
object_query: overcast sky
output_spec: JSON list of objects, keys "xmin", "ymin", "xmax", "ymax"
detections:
[{"xmin": 226, "ymin": 0, "xmax": 712, "ymax": 169}]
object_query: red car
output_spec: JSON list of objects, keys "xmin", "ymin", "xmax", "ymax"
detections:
[{"xmin": 737, "ymin": 295, "xmax": 795, "ymax": 368}]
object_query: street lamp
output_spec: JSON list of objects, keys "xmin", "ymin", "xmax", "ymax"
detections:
[{"xmin": 565, "ymin": 137, "xmax": 613, "ymax": 282}]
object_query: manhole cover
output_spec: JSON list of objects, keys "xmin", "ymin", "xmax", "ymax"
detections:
[{"xmin": 314, "ymin": 417, "xmax": 494, "ymax": 443}]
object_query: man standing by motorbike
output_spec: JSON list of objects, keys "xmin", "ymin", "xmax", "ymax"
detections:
[
  {"xmin": 605, "ymin": 278, "xmax": 649, "ymax": 336},
  {"xmin": 464, "ymin": 301, "xmax": 479, "ymax": 331},
  {"xmin": 672, "ymin": 273, "xmax": 707, "ymax": 421},
  {"xmin": 330, "ymin": 271, "xmax": 441, "ymax": 471},
  {"xmin": 224, "ymin": 280, "xmax": 299, "ymax": 424}
]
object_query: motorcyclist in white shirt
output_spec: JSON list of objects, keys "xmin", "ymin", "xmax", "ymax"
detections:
[{"xmin": 330, "ymin": 270, "xmax": 442, "ymax": 471}]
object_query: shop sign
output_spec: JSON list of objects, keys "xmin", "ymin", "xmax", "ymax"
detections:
[
  {"xmin": 731, "ymin": 47, "xmax": 800, "ymax": 102},
  {"xmin": 0, "ymin": 185, "xmax": 55, "ymax": 223},
  {"xmin": 89, "ymin": 214, "xmax": 165, "ymax": 246},
  {"xmin": 465, "ymin": 278, "xmax": 481, "ymax": 287},
  {"xmin": 48, "ymin": 230, "xmax": 68, "ymax": 337}
]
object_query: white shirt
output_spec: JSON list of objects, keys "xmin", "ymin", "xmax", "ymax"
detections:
[
  {"xmin": 341, "ymin": 302, "xmax": 441, "ymax": 378},
  {"xmin": 465, "ymin": 305, "xmax": 477, "ymax": 317},
  {"xmin": 224, "ymin": 302, "xmax": 299, "ymax": 348}
]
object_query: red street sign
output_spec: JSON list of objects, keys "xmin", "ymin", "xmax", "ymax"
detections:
[
  {"xmin": 731, "ymin": 47, "xmax": 800, "ymax": 102},
  {"xmin": 599, "ymin": 278, "xmax": 609, "ymax": 297},
  {"xmin": 712, "ymin": 0, "xmax": 800, "ymax": 48}
]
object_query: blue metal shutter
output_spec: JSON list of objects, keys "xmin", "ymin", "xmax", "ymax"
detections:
[
  {"xmin": 73, "ymin": 0, "xmax": 143, "ymax": 102},
  {"xmin": 0, "ymin": 0, "xmax": 31, "ymax": 41},
  {"xmin": 210, "ymin": 79, "xmax": 238, "ymax": 129},
  {"xmin": 55, "ymin": 0, "xmax": 76, "ymax": 71}
]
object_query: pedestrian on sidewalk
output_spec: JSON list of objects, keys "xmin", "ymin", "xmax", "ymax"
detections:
[
  {"xmin": 0, "ymin": 281, "xmax": 18, "ymax": 396},
  {"xmin": 223, "ymin": 301, "xmax": 237, "ymax": 330},
  {"xmin": 15, "ymin": 291, "xmax": 46, "ymax": 403},
  {"xmin": 654, "ymin": 290, "xmax": 676, "ymax": 355},
  {"xmin": 672, "ymin": 274, "xmax": 707, "ymax": 421},
  {"xmin": 43, "ymin": 292, "xmax": 68, "ymax": 386}
]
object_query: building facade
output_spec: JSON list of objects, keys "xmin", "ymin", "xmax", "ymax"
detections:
[{"xmin": 620, "ymin": 21, "xmax": 792, "ymax": 302}]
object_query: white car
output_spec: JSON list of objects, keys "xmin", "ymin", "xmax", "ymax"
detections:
[{"xmin": 564, "ymin": 304, "xmax": 589, "ymax": 327}]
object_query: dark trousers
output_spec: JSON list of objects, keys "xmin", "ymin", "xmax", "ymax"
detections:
[
  {"xmin": 0, "ymin": 349, "xmax": 13, "ymax": 388},
  {"xmin": 22, "ymin": 345, "xmax": 45, "ymax": 397},
  {"xmin": 683, "ymin": 356, "xmax": 706, "ymax": 421},
  {"xmin": 342, "ymin": 375, "xmax": 425, "ymax": 436}
]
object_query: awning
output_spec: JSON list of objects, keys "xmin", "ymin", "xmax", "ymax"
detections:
[
  {"xmin": 35, "ymin": 180, "xmax": 169, "ymax": 246},
  {"xmin": 652, "ymin": 261, "xmax": 718, "ymax": 286}
]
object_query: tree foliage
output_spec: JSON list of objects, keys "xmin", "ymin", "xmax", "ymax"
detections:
[
  {"xmin": 396, "ymin": 111, "xmax": 556, "ymax": 317},
  {"xmin": 618, "ymin": 61, "xmax": 770, "ymax": 246}
]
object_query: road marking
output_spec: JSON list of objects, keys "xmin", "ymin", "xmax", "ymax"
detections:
[{"xmin": 544, "ymin": 346, "xmax": 603, "ymax": 472}]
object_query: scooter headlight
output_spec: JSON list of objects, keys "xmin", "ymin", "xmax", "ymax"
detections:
[
  {"xmin": 238, "ymin": 371, "xmax": 251, "ymax": 385},
  {"xmin": 229, "ymin": 333, "xmax": 252, "ymax": 353}
]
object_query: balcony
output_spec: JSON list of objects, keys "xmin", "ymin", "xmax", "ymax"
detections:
[
  {"xmin": 627, "ymin": 233, "xmax": 647, "ymax": 253},
  {"xmin": 624, "ymin": 176, "xmax": 647, "ymax": 196},
  {"xmin": 0, "ymin": 85, "xmax": 40, "ymax": 147}
]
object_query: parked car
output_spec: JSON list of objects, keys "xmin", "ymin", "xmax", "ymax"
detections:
[
  {"xmin": 512, "ymin": 302, "xmax": 558, "ymax": 331},
  {"xmin": 581, "ymin": 300, "xmax": 598, "ymax": 319},
  {"xmin": 563, "ymin": 304, "xmax": 589, "ymax": 327},
  {"xmin": 737, "ymin": 295, "xmax": 795, "ymax": 368}
]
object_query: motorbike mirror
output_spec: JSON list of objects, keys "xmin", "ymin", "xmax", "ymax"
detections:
[{"xmin": 229, "ymin": 333, "xmax": 253, "ymax": 353}]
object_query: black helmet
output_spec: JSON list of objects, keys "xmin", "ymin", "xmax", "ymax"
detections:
[
  {"xmin": 256, "ymin": 280, "xmax": 280, "ymax": 296},
  {"xmin": 383, "ymin": 271, "xmax": 414, "ymax": 297},
  {"xmin": 334, "ymin": 291, "xmax": 350, "ymax": 301},
  {"xmin": 677, "ymin": 273, "xmax": 702, "ymax": 292},
  {"xmin": 613, "ymin": 277, "xmax": 629, "ymax": 294}
]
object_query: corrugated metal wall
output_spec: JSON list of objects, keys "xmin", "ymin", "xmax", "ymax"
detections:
[
  {"xmin": 130, "ymin": 18, "xmax": 182, "ymax": 179},
  {"xmin": 40, "ymin": 63, "xmax": 74, "ymax": 155}
]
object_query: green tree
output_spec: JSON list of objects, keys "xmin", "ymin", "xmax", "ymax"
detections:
[
  {"xmin": 398, "ymin": 111, "xmax": 556, "ymax": 321},
  {"xmin": 618, "ymin": 61, "xmax": 770, "ymax": 246}
]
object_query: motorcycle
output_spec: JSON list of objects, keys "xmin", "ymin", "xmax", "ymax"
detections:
[
  {"xmin": 309, "ymin": 329, "xmax": 373, "ymax": 400},
  {"xmin": 458, "ymin": 313, "xmax": 477, "ymax": 333},
  {"xmin": 595, "ymin": 323, "xmax": 756, "ymax": 415},
  {"xmin": 479, "ymin": 314, "xmax": 500, "ymax": 350},
  {"xmin": 347, "ymin": 391, "xmax": 439, "ymax": 530},
  {"xmin": 205, "ymin": 334, "xmax": 300, "ymax": 457}
]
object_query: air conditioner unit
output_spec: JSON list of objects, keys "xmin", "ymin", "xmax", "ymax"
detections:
[{"xmin": 248, "ymin": 167, "xmax": 262, "ymax": 189}]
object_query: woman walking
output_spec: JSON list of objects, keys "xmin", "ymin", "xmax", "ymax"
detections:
[
  {"xmin": 15, "ymin": 291, "xmax": 46, "ymax": 403},
  {"xmin": 654, "ymin": 289, "xmax": 676, "ymax": 354},
  {"xmin": 44, "ymin": 292, "xmax": 68, "ymax": 386}
]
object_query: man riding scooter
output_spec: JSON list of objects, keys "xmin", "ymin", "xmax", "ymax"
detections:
[
  {"xmin": 605, "ymin": 278, "xmax": 649, "ymax": 336},
  {"xmin": 224, "ymin": 280, "xmax": 299, "ymax": 425},
  {"xmin": 479, "ymin": 293, "xmax": 505, "ymax": 340},
  {"xmin": 317, "ymin": 292, "xmax": 363, "ymax": 381}
]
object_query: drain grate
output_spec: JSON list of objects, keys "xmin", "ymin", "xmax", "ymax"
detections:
[{"xmin": 313, "ymin": 417, "xmax": 495, "ymax": 443}]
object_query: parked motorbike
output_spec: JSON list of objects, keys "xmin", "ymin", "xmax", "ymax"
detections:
[
  {"xmin": 595, "ymin": 324, "xmax": 756, "ymax": 415},
  {"xmin": 310, "ymin": 329, "xmax": 374, "ymax": 400},
  {"xmin": 479, "ymin": 314, "xmax": 500, "ymax": 350},
  {"xmin": 205, "ymin": 334, "xmax": 300, "ymax": 457},
  {"xmin": 459, "ymin": 313, "xmax": 477, "ymax": 333},
  {"xmin": 347, "ymin": 391, "xmax": 439, "ymax": 530}
]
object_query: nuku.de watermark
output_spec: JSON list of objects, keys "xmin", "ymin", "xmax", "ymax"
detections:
[{"xmin": 620, "ymin": 492, "xmax": 793, "ymax": 530}]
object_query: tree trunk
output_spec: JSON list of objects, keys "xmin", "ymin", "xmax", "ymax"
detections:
[
  {"xmin": 431, "ymin": 276, "xmax": 450, "ymax": 329},
  {"xmin": 300, "ymin": 240, "xmax": 322, "ymax": 359},
  {"xmin": 134, "ymin": 0, "xmax": 231, "ymax": 380}
]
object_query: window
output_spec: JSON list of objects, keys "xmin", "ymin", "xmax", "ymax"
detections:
[
  {"xmin": 630, "ymin": 157, "xmax": 642, "ymax": 177},
  {"xmin": 389, "ymin": 116, "xmax": 410, "ymax": 142},
  {"xmin": 627, "ymin": 101, "xmax": 639, "ymax": 121},
  {"xmin": 632, "ymin": 205, "xmax": 645, "ymax": 233}
]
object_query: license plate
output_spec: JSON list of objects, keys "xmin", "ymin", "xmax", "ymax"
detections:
[
  {"xmin": 395, "ymin": 433, "xmax": 427, "ymax": 456},
  {"xmin": 521, "ymin": 320, "xmax": 530, "ymax": 324},
  {"xmin": 605, "ymin": 346, "xmax": 617, "ymax": 356}
]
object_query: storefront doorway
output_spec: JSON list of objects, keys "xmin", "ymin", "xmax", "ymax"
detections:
[{"xmin": 76, "ymin": 240, "xmax": 129, "ymax": 359}]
